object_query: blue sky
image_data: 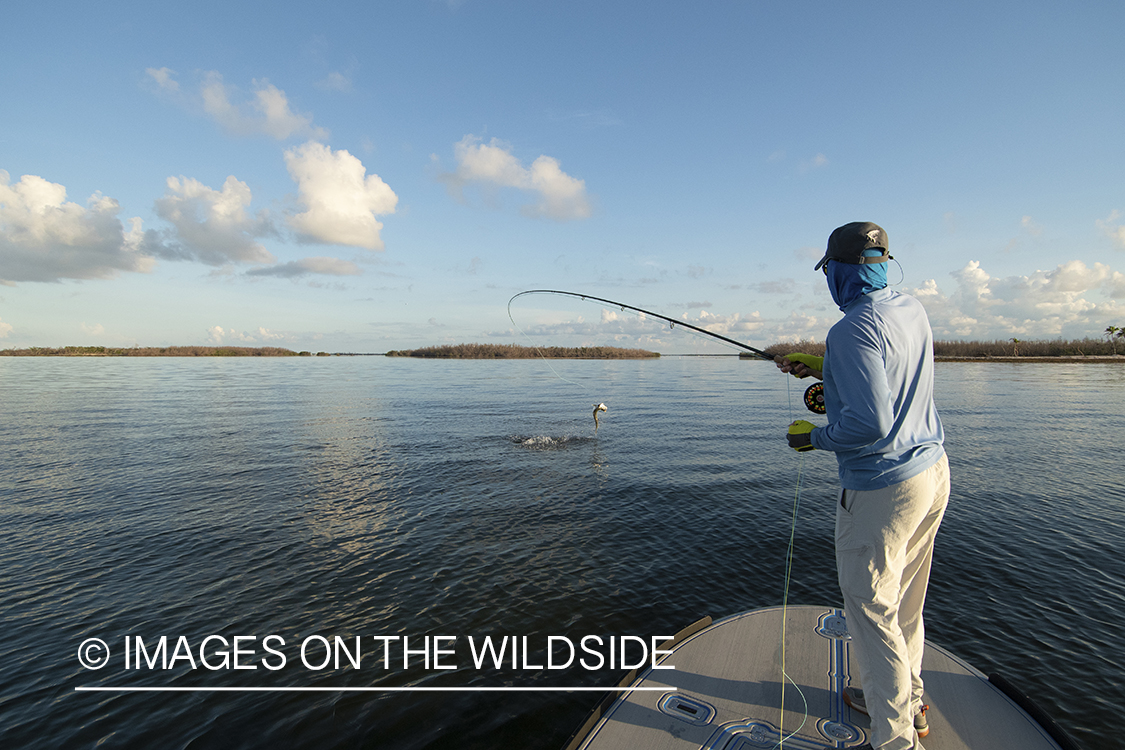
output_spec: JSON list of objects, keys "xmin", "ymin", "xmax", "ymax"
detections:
[{"xmin": 2, "ymin": 1, "xmax": 1123, "ymax": 352}]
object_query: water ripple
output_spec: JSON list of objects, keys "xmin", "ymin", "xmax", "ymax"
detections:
[{"xmin": 0, "ymin": 358, "xmax": 1121, "ymax": 749}]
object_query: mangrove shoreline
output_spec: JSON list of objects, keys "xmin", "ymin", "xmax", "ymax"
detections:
[{"xmin": 4, "ymin": 338, "xmax": 1124, "ymax": 361}]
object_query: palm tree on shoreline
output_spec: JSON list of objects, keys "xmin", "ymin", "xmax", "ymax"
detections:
[{"xmin": 1107, "ymin": 326, "xmax": 1121, "ymax": 355}]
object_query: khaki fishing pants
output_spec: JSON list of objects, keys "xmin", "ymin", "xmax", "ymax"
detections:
[{"xmin": 836, "ymin": 454, "xmax": 950, "ymax": 750}]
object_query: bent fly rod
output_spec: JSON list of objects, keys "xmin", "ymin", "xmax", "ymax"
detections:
[{"xmin": 507, "ymin": 289, "xmax": 776, "ymax": 361}]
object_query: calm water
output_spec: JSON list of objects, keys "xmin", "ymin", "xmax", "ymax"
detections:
[{"xmin": 1, "ymin": 357, "xmax": 1122, "ymax": 749}]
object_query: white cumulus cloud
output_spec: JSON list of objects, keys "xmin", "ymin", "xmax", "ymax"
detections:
[
  {"xmin": 285, "ymin": 141, "xmax": 398, "ymax": 250},
  {"xmin": 909, "ymin": 259, "xmax": 1125, "ymax": 339},
  {"xmin": 154, "ymin": 176, "xmax": 275, "ymax": 265},
  {"xmin": 206, "ymin": 325, "xmax": 258, "ymax": 344},
  {"xmin": 0, "ymin": 170, "xmax": 161, "ymax": 283},
  {"xmin": 208, "ymin": 325, "xmax": 294, "ymax": 344},
  {"xmin": 0, "ymin": 317, "xmax": 13, "ymax": 337},
  {"xmin": 681, "ymin": 308, "xmax": 765, "ymax": 337},
  {"xmin": 440, "ymin": 135, "xmax": 591, "ymax": 221},
  {"xmin": 508, "ymin": 305, "xmax": 770, "ymax": 353},
  {"xmin": 256, "ymin": 327, "xmax": 287, "ymax": 340},
  {"xmin": 199, "ymin": 71, "xmax": 327, "ymax": 141}
]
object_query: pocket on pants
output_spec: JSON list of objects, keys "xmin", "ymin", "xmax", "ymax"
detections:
[
  {"xmin": 835, "ymin": 490, "xmax": 867, "ymax": 555},
  {"xmin": 837, "ymin": 544, "xmax": 880, "ymax": 601}
]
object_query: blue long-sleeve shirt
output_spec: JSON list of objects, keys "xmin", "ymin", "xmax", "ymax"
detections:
[{"xmin": 811, "ymin": 288, "xmax": 945, "ymax": 490}]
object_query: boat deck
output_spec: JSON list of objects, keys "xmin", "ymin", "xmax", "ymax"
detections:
[{"xmin": 567, "ymin": 606, "xmax": 1067, "ymax": 750}]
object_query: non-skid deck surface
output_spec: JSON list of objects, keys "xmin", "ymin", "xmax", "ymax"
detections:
[{"xmin": 573, "ymin": 606, "xmax": 1062, "ymax": 750}]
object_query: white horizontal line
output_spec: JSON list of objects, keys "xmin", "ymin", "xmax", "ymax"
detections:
[{"xmin": 75, "ymin": 686, "xmax": 672, "ymax": 693}]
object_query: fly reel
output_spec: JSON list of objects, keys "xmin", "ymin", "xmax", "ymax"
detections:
[{"xmin": 804, "ymin": 382, "xmax": 826, "ymax": 414}]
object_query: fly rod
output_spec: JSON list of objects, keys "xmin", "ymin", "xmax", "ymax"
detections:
[{"xmin": 508, "ymin": 289, "xmax": 777, "ymax": 361}]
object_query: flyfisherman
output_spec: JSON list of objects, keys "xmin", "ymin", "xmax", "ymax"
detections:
[{"xmin": 777, "ymin": 222, "xmax": 949, "ymax": 750}]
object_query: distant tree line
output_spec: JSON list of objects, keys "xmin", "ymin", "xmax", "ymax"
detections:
[
  {"xmin": 0, "ymin": 346, "xmax": 321, "ymax": 357},
  {"xmin": 7, "ymin": 333, "xmax": 1123, "ymax": 359},
  {"xmin": 384, "ymin": 343, "xmax": 660, "ymax": 359}
]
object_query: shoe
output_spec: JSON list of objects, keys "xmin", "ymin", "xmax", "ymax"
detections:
[
  {"xmin": 843, "ymin": 687, "xmax": 930, "ymax": 738},
  {"xmin": 915, "ymin": 703, "xmax": 929, "ymax": 738}
]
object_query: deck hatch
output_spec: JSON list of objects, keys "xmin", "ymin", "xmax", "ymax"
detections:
[{"xmin": 658, "ymin": 693, "xmax": 716, "ymax": 726}]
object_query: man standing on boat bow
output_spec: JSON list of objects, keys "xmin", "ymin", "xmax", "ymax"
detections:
[{"xmin": 777, "ymin": 222, "xmax": 949, "ymax": 750}]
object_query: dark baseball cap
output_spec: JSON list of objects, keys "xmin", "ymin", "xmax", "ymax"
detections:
[{"xmin": 814, "ymin": 222, "xmax": 892, "ymax": 271}]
